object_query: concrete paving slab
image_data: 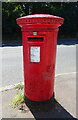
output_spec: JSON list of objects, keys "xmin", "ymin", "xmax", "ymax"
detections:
[
  {"xmin": 54, "ymin": 73, "xmax": 76, "ymax": 118},
  {"xmin": 1, "ymin": 73, "xmax": 76, "ymax": 119},
  {"xmin": 1, "ymin": 89, "xmax": 34, "ymax": 118}
]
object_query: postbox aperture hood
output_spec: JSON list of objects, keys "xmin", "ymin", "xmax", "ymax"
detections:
[{"xmin": 16, "ymin": 14, "xmax": 64, "ymax": 28}]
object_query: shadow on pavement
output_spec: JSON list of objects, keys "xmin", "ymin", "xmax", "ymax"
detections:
[
  {"xmin": 25, "ymin": 97, "xmax": 74, "ymax": 119},
  {"xmin": 2, "ymin": 41, "xmax": 22, "ymax": 47},
  {"xmin": 57, "ymin": 38, "xmax": 77, "ymax": 45},
  {"xmin": 2, "ymin": 38, "xmax": 77, "ymax": 47}
]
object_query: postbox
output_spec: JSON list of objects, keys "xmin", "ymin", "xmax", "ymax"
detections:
[{"xmin": 16, "ymin": 14, "xmax": 64, "ymax": 102}]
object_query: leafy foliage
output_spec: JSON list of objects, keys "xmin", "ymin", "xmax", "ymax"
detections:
[{"xmin": 2, "ymin": 2, "xmax": 78, "ymax": 38}]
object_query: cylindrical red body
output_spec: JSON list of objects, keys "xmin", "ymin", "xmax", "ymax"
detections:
[{"xmin": 16, "ymin": 14, "xmax": 64, "ymax": 101}]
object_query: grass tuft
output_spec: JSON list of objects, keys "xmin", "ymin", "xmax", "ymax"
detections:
[
  {"xmin": 10, "ymin": 93, "xmax": 24, "ymax": 108},
  {"xmin": 15, "ymin": 84, "xmax": 24, "ymax": 90}
]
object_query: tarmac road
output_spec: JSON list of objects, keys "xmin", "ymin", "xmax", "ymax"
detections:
[{"xmin": 1, "ymin": 44, "xmax": 76, "ymax": 88}]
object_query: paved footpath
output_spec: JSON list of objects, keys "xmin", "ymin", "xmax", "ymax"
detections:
[{"xmin": 0, "ymin": 72, "xmax": 76, "ymax": 119}]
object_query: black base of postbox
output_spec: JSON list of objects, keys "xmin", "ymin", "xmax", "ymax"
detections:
[{"xmin": 24, "ymin": 92, "xmax": 55, "ymax": 105}]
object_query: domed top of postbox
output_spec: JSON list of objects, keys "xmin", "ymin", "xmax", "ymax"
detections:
[{"xmin": 16, "ymin": 14, "xmax": 64, "ymax": 28}]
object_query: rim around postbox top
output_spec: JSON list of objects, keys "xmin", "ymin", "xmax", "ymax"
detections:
[
  {"xmin": 16, "ymin": 14, "xmax": 64, "ymax": 28},
  {"xmin": 17, "ymin": 14, "xmax": 63, "ymax": 19}
]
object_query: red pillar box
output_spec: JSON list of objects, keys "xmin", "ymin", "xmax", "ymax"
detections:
[{"xmin": 16, "ymin": 14, "xmax": 64, "ymax": 102}]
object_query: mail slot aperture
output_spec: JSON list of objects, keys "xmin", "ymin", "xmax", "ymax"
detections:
[{"xmin": 28, "ymin": 37, "xmax": 43, "ymax": 42}]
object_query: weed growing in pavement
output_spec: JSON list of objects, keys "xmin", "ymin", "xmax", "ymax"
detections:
[
  {"xmin": 1, "ymin": 89, "xmax": 8, "ymax": 92},
  {"xmin": 15, "ymin": 84, "xmax": 24, "ymax": 90},
  {"xmin": 10, "ymin": 93, "xmax": 24, "ymax": 108}
]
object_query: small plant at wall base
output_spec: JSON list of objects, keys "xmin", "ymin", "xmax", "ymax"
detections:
[
  {"xmin": 15, "ymin": 83, "xmax": 24, "ymax": 90},
  {"xmin": 10, "ymin": 93, "xmax": 24, "ymax": 108}
]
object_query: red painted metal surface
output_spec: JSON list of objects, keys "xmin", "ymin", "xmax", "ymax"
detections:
[{"xmin": 16, "ymin": 14, "xmax": 64, "ymax": 101}]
